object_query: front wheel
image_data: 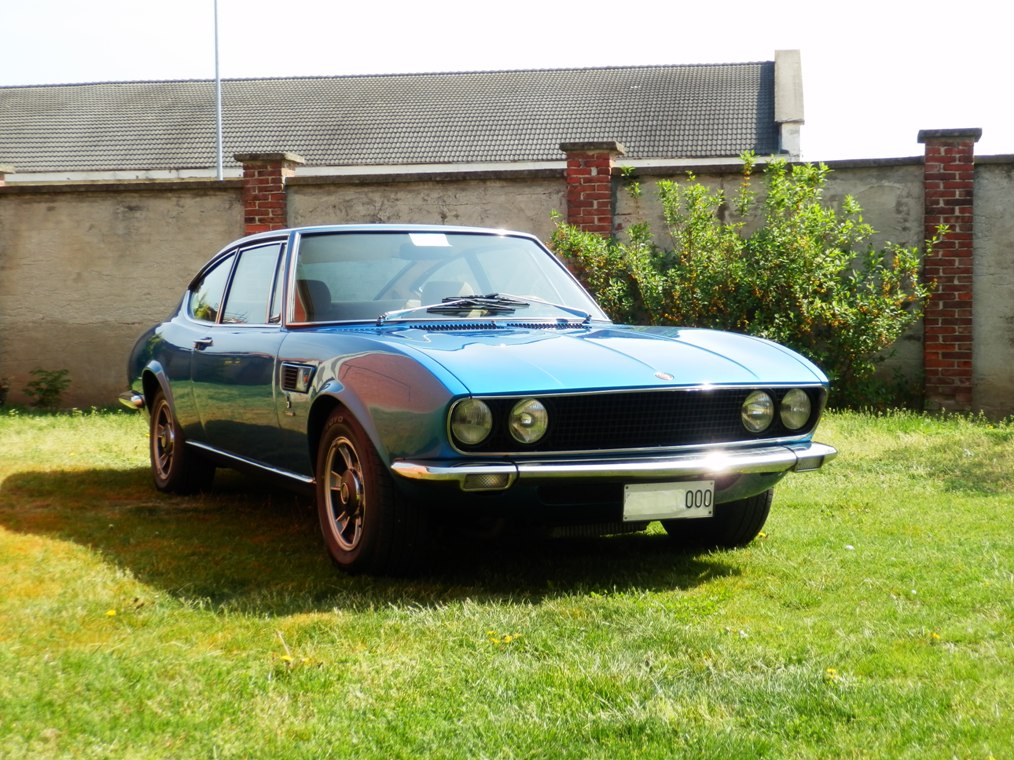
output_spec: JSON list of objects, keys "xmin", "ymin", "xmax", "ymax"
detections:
[
  {"xmin": 315, "ymin": 410, "xmax": 425, "ymax": 574},
  {"xmin": 662, "ymin": 489, "xmax": 773, "ymax": 549}
]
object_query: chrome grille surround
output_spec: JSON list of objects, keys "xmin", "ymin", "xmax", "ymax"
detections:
[{"xmin": 450, "ymin": 385, "xmax": 827, "ymax": 456}]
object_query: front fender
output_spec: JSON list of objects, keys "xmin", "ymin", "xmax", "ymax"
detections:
[{"xmin": 312, "ymin": 351, "xmax": 456, "ymax": 467}]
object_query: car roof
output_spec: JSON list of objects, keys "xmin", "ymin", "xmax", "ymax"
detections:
[
  {"xmin": 195, "ymin": 224, "xmax": 548, "ymax": 286},
  {"xmin": 229, "ymin": 224, "xmax": 539, "ymax": 249}
]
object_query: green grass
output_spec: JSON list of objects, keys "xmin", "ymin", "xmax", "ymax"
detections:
[{"xmin": 0, "ymin": 408, "xmax": 1011, "ymax": 759}]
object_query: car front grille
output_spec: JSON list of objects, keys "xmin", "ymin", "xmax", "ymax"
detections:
[{"xmin": 459, "ymin": 386, "xmax": 826, "ymax": 454}]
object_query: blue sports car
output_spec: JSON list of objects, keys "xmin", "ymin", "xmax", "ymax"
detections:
[{"xmin": 121, "ymin": 224, "xmax": 837, "ymax": 574}]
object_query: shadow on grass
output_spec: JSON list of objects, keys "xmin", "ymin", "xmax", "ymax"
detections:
[{"xmin": 0, "ymin": 467, "xmax": 739, "ymax": 615}]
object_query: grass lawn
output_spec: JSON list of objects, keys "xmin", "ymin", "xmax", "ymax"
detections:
[{"xmin": 0, "ymin": 408, "xmax": 1010, "ymax": 759}]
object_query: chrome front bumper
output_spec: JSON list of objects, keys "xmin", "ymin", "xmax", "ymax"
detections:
[
  {"xmin": 118, "ymin": 391, "xmax": 145, "ymax": 410},
  {"xmin": 391, "ymin": 441, "xmax": 838, "ymax": 492}
]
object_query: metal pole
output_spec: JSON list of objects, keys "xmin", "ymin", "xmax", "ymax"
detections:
[{"xmin": 214, "ymin": 0, "xmax": 224, "ymax": 180}]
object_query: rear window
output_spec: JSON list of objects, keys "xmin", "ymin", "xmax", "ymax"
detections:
[{"xmin": 189, "ymin": 254, "xmax": 234, "ymax": 323}]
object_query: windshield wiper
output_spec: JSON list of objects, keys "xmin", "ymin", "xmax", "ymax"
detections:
[
  {"xmin": 377, "ymin": 292, "xmax": 591, "ymax": 325},
  {"xmin": 481, "ymin": 293, "xmax": 592, "ymax": 323},
  {"xmin": 378, "ymin": 293, "xmax": 526, "ymax": 323},
  {"xmin": 427, "ymin": 293, "xmax": 531, "ymax": 314}
]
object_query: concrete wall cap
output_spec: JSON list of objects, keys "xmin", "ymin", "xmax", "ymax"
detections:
[
  {"xmin": 917, "ymin": 129, "xmax": 982, "ymax": 143},
  {"xmin": 233, "ymin": 152, "xmax": 307, "ymax": 165},
  {"xmin": 559, "ymin": 141, "xmax": 627, "ymax": 155}
]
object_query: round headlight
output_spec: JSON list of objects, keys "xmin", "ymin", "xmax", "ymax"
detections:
[
  {"xmin": 450, "ymin": 398, "xmax": 492, "ymax": 445},
  {"xmin": 780, "ymin": 388, "xmax": 812, "ymax": 430},
  {"xmin": 741, "ymin": 391, "xmax": 774, "ymax": 433},
  {"xmin": 508, "ymin": 398, "xmax": 548, "ymax": 444}
]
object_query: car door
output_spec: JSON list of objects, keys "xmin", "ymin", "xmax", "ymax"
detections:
[{"xmin": 190, "ymin": 241, "xmax": 288, "ymax": 463}]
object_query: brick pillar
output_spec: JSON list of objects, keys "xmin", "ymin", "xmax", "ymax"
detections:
[
  {"xmin": 917, "ymin": 128, "xmax": 981, "ymax": 411},
  {"xmin": 560, "ymin": 141, "xmax": 626, "ymax": 236},
  {"xmin": 234, "ymin": 152, "xmax": 305, "ymax": 235}
]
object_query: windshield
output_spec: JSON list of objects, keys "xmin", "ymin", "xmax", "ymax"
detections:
[{"xmin": 289, "ymin": 230, "xmax": 608, "ymax": 324}]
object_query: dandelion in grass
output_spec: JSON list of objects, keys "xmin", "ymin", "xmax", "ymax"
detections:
[
  {"xmin": 276, "ymin": 630, "xmax": 297, "ymax": 668},
  {"xmin": 824, "ymin": 667, "xmax": 841, "ymax": 683},
  {"xmin": 486, "ymin": 630, "xmax": 522, "ymax": 647},
  {"xmin": 105, "ymin": 609, "xmax": 117, "ymax": 617}
]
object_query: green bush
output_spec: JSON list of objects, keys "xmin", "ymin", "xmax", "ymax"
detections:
[
  {"xmin": 551, "ymin": 155, "xmax": 942, "ymax": 409},
  {"xmin": 23, "ymin": 368, "xmax": 71, "ymax": 409}
]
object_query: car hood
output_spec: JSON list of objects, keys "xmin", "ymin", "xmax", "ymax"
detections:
[{"xmin": 383, "ymin": 323, "xmax": 828, "ymax": 395}]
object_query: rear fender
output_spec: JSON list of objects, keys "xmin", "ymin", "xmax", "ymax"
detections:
[
  {"xmin": 140, "ymin": 362, "xmax": 170, "ymax": 414},
  {"xmin": 140, "ymin": 361, "xmax": 202, "ymax": 441}
]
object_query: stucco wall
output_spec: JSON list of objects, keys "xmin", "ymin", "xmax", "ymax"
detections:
[
  {"xmin": 0, "ymin": 184, "xmax": 244, "ymax": 407},
  {"xmin": 0, "ymin": 157, "xmax": 1011, "ymax": 414},
  {"xmin": 972, "ymin": 160, "xmax": 1014, "ymax": 416},
  {"xmin": 826, "ymin": 161, "xmax": 928, "ymax": 389},
  {"xmin": 288, "ymin": 175, "xmax": 565, "ymax": 241}
]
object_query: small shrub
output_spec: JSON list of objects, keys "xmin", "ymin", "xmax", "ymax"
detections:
[
  {"xmin": 551, "ymin": 155, "xmax": 942, "ymax": 409},
  {"xmin": 24, "ymin": 368, "xmax": 71, "ymax": 409}
]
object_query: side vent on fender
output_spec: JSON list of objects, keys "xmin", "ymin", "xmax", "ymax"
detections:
[{"xmin": 281, "ymin": 363, "xmax": 315, "ymax": 394}]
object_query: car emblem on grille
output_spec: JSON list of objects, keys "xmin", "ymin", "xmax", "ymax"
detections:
[{"xmin": 654, "ymin": 371, "xmax": 675, "ymax": 381}]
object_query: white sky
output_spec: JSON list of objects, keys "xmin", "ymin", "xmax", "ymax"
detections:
[{"xmin": 1, "ymin": 0, "xmax": 1011, "ymax": 161}]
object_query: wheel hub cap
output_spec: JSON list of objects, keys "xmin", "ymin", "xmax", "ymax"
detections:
[
  {"xmin": 339, "ymin": 470, "xmax": 361, "ymax": 510},
  {"xmin": 159, "ymin": 425, "xmax": 174, "ymax": 455}
]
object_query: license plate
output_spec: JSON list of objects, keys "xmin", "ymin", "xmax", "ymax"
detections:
[{"xmin": 622, "ymin": 480, "xmax": 715, "ymax": 521}]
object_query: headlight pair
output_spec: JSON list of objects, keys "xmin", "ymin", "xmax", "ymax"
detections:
[
  {"xmin": 451, "ymin": 397, "xmax": 548, "ymax": 446},
  {"xmin": 741, "ymin": 388, "xmax": 812, "ymax": 433}
]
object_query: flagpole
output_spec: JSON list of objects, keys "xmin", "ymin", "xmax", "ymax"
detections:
[{"xmin": 214, "ymin": 0, "xmax": 224, "ymax": 181}]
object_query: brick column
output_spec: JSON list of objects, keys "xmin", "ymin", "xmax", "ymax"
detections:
[
  {"xmin": 560, "ymin": 141, "xmax": 626, "ymax": 236},
  {"xmin": 917, "ymin": 128, "xmax": 981, "ymax": 411},
  {"xmin": 234, "ymin": 152, "xmax": 305, "ymax": 235}
]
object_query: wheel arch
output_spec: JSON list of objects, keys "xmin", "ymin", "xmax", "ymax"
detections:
[
  {"xmin": 140, "ymin": 363, "xmax": 171, "ymax": 412},
  {"xmin": 304, "ymin": 350, "xmax": 456, "ymax": 472},
  {"xmin": 307, "ymin": 395, "xmax": 342, "ymax": 469},
  {"xmin": 306, "ymin": 392, "xmax": 391, "ymax": 472}
]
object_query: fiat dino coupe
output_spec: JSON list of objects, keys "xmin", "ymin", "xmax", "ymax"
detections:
[{"xmin": 121, "ymin": 225, "xmax": 837, "ymax": 573}]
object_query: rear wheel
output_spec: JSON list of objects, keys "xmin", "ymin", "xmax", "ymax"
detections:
[
  {"xmin": 662, "ymin": 489, "xmax": 772, "ymax": 549},
  {"xmin": 315, "ymin": 409, "xmax": 425, "ymax": 574},
  {"xmin": 149, "ymin": 389, "xmax": 215, "ymax": 494}
]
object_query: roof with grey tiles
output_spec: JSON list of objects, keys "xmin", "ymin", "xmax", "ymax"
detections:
[{"xmin": 0, "ymin": 63, "xmax": 778, "ymax": 173}]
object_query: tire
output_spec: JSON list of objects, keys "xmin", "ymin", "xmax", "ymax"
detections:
[
  {"xmin": 315, "ymin": 409, "xmax": 425, "ymax": 574},
  {"xmin": 149, "ymin": 389, "xmax": 215, "ymax": 494},
  {"xmin": 662, "ymin": 489, "xmax": 772, "ymax": 549}
]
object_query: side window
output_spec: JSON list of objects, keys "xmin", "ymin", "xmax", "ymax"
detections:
[
  {"xmin": 269, "ymin": 245, "xmax": 285, "ymax": 324},
  {"xmin": 189, "ymin": 253, "xmax": 235, "ymax": 323},
  {"xmin": 222, "ymin": 244, "xmax": 283, "ymax": 325}
]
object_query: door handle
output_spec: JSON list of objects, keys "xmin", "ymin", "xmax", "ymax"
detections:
[{"xmin": 194, "ymin": 337, "xmax": 214, "ymax": 350}]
